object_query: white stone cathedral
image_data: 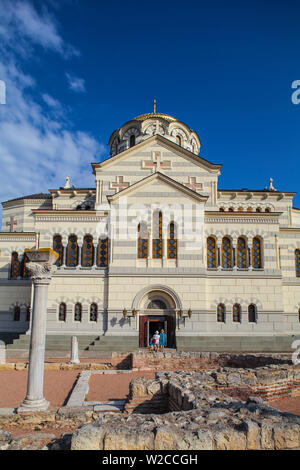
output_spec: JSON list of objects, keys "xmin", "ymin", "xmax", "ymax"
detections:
[{"xmin": 1, "ymin": 110, "xmax": 300, "ymax": 351}]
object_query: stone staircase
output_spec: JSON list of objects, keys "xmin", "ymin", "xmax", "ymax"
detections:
[{"xmin": 4, "ymin": 333, "xmax": 139, "ymax": 352}]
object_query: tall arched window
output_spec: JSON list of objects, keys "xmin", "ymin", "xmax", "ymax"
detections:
[
  {"xmin": 295, "ymin": 250, "xmax": 300, "ymax": 277},
  {"xmin": 207, "ymin": 237, "xmax": 217, "ymax": 269},
  {"xmin": 137, "ymin": 222, "xmax": 148, "ymax": 259},
  {"xmin": 21, "ymin": 252, "xmax": 30, "ymax": 278},
  {"xmin": 10, "ymin": 252, "xmax": 20, "ymax": 279},
  {"xmin": 152, "ymin": 211, "xmax": 162, "ymax": 259},
  {"xmin": 222, "ymin": 237, "xmax": 232, "ymax": 269},
  {"xmin": 167, "ymin": 222, "xmax": 177, "ymax": 259},
  {"xmin": 217, "ymin": 304, "xmax": 226, "ymax": 322},
  {"xmin": 248, "ymin": 304, "xmax": 257, "ymax": 323},
  {"xmin": 66, "ymin": 235, "xmax": 78, "ymax": 267},
  {"xmin": 176, "ymin": 135, "xmax": 182, "ymax": 146},
  {"xmin": 82, "ymin": 235, "xmax": 94, "ymax": 267},
  {"xmin": 58, "ymin": 303, "xmax": 66, "ymax": 322},
  {"xmin": 252, "ymin": 237, "xmax": 262, "ymax": 269},
  {"xmin": 74, "ymin": 303, "xmax": 82, "ymax": 322},
  {"xmin": 237, "ymin": 237, "xmax": 247, "ymax": 269},
  {"xmin": 97, "ymin": 238, "xmax": 109, "ymax": 267},
  {"xmin": 90, "ymin": 303, "xmax": 98, "ymax": 322},
  {"xmin": 13, "ymin": 306, "xmax": 20, "ymax": 321},
  {"xmin": 53, "ymin": 235, "xmax": 64, "ymax": 267},
  {"xmin": 129, "ymin": 134, "xmax": 135, "ymax": 147},
  {"xmin": 233, "ymin": 304, "xmax": 241, "ymax": 323}
]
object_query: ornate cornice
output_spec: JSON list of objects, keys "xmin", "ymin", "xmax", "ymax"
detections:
[
  {"xmin": 0, "ymin": 232, "xmax": 36, "ymax": 242},
  {"xmin": 205, "ymin": 213, "xmax": 281, "ymax": 224},
  {"xmin": 33, "ymin": 210, "xmax": 104, "ymax": 223}
]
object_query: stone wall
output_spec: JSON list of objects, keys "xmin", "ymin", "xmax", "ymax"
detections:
[
  {"xmin": 131, "ymin": 350, "xmax": 292, "ymax": 372},
  {"xmin": 126, "ymin": 363, "xmax": 300, "ymax": 414}
]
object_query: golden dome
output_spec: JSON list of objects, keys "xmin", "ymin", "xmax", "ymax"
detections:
[{"xmin": 133, "ymin": 112, "xmax": 177, "ymax": 122}]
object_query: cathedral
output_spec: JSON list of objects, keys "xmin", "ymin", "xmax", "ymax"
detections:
[{"xmin": 1, "ymin": 109, "xmax": 300, "ymax": 352}]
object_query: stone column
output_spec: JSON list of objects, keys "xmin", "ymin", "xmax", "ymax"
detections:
[
  {"xmin": 18, "ymin": 249, "xmax": 58, "ymax": 413},
  {"xmin": 62, "ymin": 243, "xmax": 67, "ymax": 267},
  {"xmin": 77, "ymin": 243, "xmax": 82, "ymax": 268},
  {"xmin": 92, "ymin": 242, "xmax": 98, "ymax": 268},
  {"xmin": 69, "ymin": 336, "xmax": 80, "ymax": 364},
  {"xmin": 0, "ymin": 340, "xmax": 6, "ymax": 364}
]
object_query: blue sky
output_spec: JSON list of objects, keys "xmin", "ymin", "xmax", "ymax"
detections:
[{"xmin": 0, "ymin": 0, "xmax": 300, "ymax": 212}]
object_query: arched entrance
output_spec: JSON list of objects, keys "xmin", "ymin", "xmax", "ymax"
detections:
[{"xmin": 133, "ymin": 286, "xmax": 180, "ymax": 349}]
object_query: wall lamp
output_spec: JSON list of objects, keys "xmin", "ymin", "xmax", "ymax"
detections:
[{"xmin": 178, "ymin": 309, "xmax": 192, "ymax": 327}]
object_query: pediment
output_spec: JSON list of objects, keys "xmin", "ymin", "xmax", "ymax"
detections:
[
  {"xmin": 107, "ymin": 171, "xmax": 209, "ymax": 204},
  {"xmin": 92, "ymin": 134, "xmax": 221, "ymax": 174}
]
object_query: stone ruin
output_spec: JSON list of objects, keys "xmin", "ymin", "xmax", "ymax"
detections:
[
  {"xmin": 1, "ymin": 351, "xmax": 300, "ymax": 450},
  {"xmin": 70, "ymin": 352, "xmax": 300, "ymax": 450}
]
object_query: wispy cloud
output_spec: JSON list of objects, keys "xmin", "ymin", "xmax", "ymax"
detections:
[
  {"xmin": 0, "ymin": 0, "xmax": 105, "ymax": 208},
  {"xmin": 0, "ymin": 0, "xmax": 79, "ymax": 58},
  {"xmin": 66, "ymin": 72, "xmax": 86, "ymax": 93}
]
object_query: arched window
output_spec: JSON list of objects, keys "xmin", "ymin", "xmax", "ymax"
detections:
[
  {"xmin": 53, "ymin": 235, "xmax": 64, "ymax": 267},
  {"xmin": 265, "ymin": 208, "xmax": 271, "ymax": 213},
  {"xmin": 247, "ymin": 207, "xmax": 253, "ymax": 212},
  {"xmin": 82, "ymin": 235, "xmax": 94, "ymax": 267},
  {"xmin": 137, "ymin": 222, "xmax": 148, "ymax": 259},
  {"xmin": 252, "ymin": 237, "xmax": 262, "ymax": 269},
  {"xmin": 147, "ymin": 299, "xmax": 167, "ymax": 309},
  {"xmin": 74, "ymin": 303, "xmax": 82, "ymax": 322},
  {"xmin": 228, "ymin": 207, "xmax": 234, "ymax": 212},
  {"xmin": 233, "ymin": 304, "xmax": 241, "ymax": 323},
  {"xmin": 295, "ymin": 250, "xmax": 300, "ymax": 277},
  {"xmin": 97, "ymin": 238, "xmax": 109, "ymax": 267},
  {"xmin": 248, "ymin": 304, "xmax": 257, "ymax": 323},
  {"xmin": 238, "ymin": 207, "xmax": 243, "ymax": 212},
  {"xmin": 13, "ymin": 306, "xmax": 20, "ymax": 321},
  {"xmin": 176, "ymin": 135, "xmax": 182, "ymax": 146},
  {"xmin": 152, "ymin": 211, "xmax": 162, "ymax": 259},
  {"xmin": 26, "ymin": 306, "xmax": 31, "ymax": 322},
  {"xmin": 58, "ymin": 303, "xmax": 66, "ymax": 322},
  {"xmin": 10, "ymin": 252, "xmax": 20, "ymax": 279},
  {"xmin": 256, "ymin": 208, "xmax": 262, "ymax": 213},
  {"xmin": 222, "ymin": 237, "xmax": 232, "ymax": 269},
  {"xmin": 207, "ymin": 237, "xmax": 217, "ymax": 269},
  {"xmin": 129, "ymin": 134, "xmax": 135, "ymax": 147},
  {"xmin": 90, "ymin": 303, "xmax": 98, "ymax": 322},
  {"xmin": 21, "ymin": 252, "xmax": 30, "ymax": 278},
  {"xmin": 219, "ymin": 207, "xmax": 225, "ymax": 212},
  {"xmin": 217, "ymin": 304, "xmax": 225, "ymax": 322},
  {"xmin": 167, "ymin": 222, "xmax": 177, "ymax": 259},
  {"xmin": 66, "ymin": 235, "xmax": 78, "ymax": 267},
  {"xmin": 237, "ymin": 237, "xmax": 247, "ymax": 269}
]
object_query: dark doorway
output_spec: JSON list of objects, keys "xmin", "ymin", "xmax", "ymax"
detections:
[{"xmin": 139, "ymin": 315, "xmax": 175, "ymax": 348}]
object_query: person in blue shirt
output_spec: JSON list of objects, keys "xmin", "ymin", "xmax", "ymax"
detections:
[{"xmin": 159, "ymin": 329, "xmax": 166, "ymax": 351}]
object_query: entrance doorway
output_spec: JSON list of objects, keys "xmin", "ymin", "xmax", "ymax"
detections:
[{"xmin": 139, "ymin": 315, "xmax": 175, "ymax": 348}]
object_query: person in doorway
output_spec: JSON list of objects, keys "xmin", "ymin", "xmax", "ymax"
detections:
[
  {"xmin": 159, "ymin": 329, "xmax": 166, "ymax": 351},
  {"xmin": 151, "ymin": 331, "xmax": 160, "ymax": 352}
]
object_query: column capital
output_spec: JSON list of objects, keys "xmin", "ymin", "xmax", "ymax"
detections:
[{"xmin": 27, "ymin": 262, "xmax": 57, "ymax": 282}]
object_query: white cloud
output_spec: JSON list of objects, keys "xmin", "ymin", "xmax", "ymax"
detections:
[
  {"xmin": 66, "ymin": 72, "xmax": 86, "ymax": 93},
  {"xmin": 0, "ymin": 1, "xmax": 106, "ymax": 213},
  {"xmin": 0, "ymin": 0, "xmax": 79, "ymax": 58}
]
